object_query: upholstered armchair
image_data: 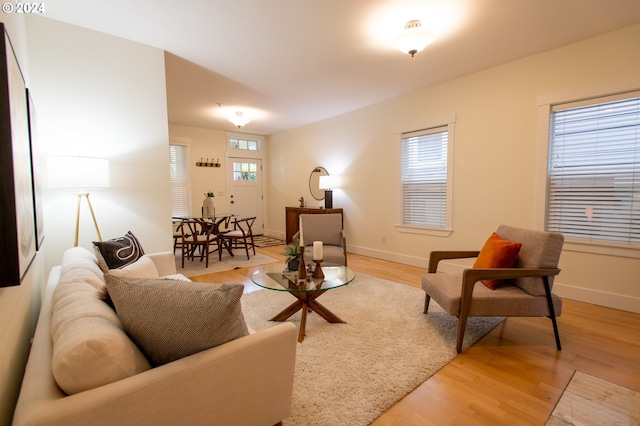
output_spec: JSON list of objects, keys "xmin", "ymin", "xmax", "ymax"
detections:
[
  {"xmin": 422, "ymin": 224, "xmax": 564, "ymax": 353},
  {"xmin": 298, "ymin": 213, "xmax": 347, "ymax": 266}
]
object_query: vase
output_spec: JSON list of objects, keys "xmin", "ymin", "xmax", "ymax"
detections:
[
  {"xmin": 287, "ymin": 258, "xmax": 300, "ymax": 271},
  {"xmin": 203, "ymin": 197, "xmax": 215, "ymax": 218}
]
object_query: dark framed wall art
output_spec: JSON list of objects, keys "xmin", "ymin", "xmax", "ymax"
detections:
[
  {"xmin": 27, "ymin": 88, "xmax": 44, "ymax": 250},
  {"xmin": 0, "ymin": 24, "xmax": 36, "ymax": 287}
]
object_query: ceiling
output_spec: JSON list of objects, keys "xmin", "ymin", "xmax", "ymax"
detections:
[{"xmin": 44, "ymin": 0, "xmax": 640, "ymax": 135}]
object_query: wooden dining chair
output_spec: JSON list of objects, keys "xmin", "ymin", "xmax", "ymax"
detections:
[
  {"xmin": 181, "ymin": 220, "xmax": 219, "ymax": 268},
  {"xmin": 221, "ymin": 217, "xmax": 256, "ymax": 260}
]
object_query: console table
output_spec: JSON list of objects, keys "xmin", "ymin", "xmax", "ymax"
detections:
[{"xmin": 285, "ymin": 207, "xmax": 343, "ymax": 243}]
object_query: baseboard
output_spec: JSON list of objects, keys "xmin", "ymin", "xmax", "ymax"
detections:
[
  {"xmin": 347, "ymin": 245, "xmax": 428, "ymax": 268},
  {"xmin": 553, "ymin": 283, "xmax": 640, "ymax": 314}
]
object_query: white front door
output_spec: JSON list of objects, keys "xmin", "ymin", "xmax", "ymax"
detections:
[{"xmin": 226, "ymin": 158, "xmax": 264, "ymax": 235}]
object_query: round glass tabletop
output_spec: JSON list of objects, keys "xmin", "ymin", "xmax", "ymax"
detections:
[{"xmin": 251, "ymin": 262, "xmax": 355, "ymax": 293}]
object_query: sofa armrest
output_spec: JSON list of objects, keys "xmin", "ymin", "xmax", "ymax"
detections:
[
  {"xmin": 147, "ymin": 251, "xmax": 177, "ymax": 277},
  {"xmin": 14, "ymin": 321, "xmax": 297, "ymax": 426}
]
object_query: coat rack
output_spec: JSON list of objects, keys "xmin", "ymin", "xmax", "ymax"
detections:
[{"xmin": 196, "ymin": 158, "xmax": 221, "ymax": 167}]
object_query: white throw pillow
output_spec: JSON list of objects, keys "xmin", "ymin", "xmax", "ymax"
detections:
[{"xmin": 107, "ymin": 255, "xmax": 159, "ymax": 278}]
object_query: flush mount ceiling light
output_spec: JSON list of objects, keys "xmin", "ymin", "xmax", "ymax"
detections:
[
  {"xmin": 228, "ymin": 111, "xmax": 250, "ymax": 128},
  {"xmin": 393, "ymin": 19, "xmax": 434, "ymax": 57}
]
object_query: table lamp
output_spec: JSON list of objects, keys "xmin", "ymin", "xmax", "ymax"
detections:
[
  {"xmin": 47, "ymin": 156, "xmax": 110, "ymax": 246},
  {"xmin": 318, "ymin": 175, "xmax": 341, "ymax": 209}
]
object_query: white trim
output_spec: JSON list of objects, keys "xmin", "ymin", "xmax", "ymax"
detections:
[
  {"xmin": 553, "ymin": 283, "xmax": 640, "ymax": 314},
  {"xmin": 395, "ymin": 113, "xmax": 457, "ymax": 134},
  {"xmin": 537, "ymin": 77, "xmax": 640, "ymax": 107},
  {"xmin": 394, "ymin": 225, "xmax": 453, "ymax": 237}
]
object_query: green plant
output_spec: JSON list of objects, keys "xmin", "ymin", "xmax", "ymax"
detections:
[
  {"xmin": 280, "ymin": 237, "xmax": 301, "ymax": 264},
  {"xmin": 204, "ymin": 191, "xmax": 215, "ymax": 197}
]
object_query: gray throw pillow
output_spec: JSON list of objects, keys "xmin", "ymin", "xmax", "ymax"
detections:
[
  {"xmin": 93, "ymin": 231, "xmax": 145, "ymax": 272},
  {"xmin": 104, "ymin": 275, "xmax": 249, "ymax": 366}
]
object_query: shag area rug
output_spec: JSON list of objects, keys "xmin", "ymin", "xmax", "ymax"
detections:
[
  {"xmin": 241, "ymin": 273, "xmax": 504, "ymax": 426},
  {"xmin": 175, "ymin": 252, "xmax": 277, "ymax": 278},
  {"xmin": 546, "ymin": 371, "xmax": 639, "ymax": 425}
]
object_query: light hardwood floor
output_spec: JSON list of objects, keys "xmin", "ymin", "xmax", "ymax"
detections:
[{"xmin": 190, "ymin": 244, "xmax": 640, "ymax": 426}]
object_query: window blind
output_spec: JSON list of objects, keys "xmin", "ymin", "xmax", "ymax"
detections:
[
  {"xmin": 169, "ymin": 143, "xmax": 192, "ymax": 217},
  {"xmin": 401, "ymin": 127, "xmax": 448, "ymax": 228},
  {"xmin": 547, "ymin": 93, "xmax": 640, "ymax": 246}
]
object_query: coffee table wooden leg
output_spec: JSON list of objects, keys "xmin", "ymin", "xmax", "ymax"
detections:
[
  {"xmin": 268, "ymin": 290, "xmax": 344, "ymax": 342},
  {"xmin": 298, "ymin": 302, "xmax": 308, "ymax": 342},
  {"xmin": 307, "ymin": 298, "xmax": 345, "ymax": 323},
  {"xmin": 270, "ymin": 300, "xmax": 304, "ymax": 322}
]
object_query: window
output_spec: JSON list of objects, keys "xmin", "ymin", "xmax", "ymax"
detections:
[
  {"xmin": 400, "ymin": 125, "xmax": 451, "ymax": 232},
  {"xmin": 169, "ymin": 142, "xmax": 191, "ymax": 217},
  {"xmin": 546, "ymin": 92, "xmax": 640, "ymax": 247},
  {"xmin": 233, "ymin": 161, "xmax": 258, "ymax": 181},
  {"xmin": 229, "ymin": 137, "xmax": 260, "ymax": 151}
]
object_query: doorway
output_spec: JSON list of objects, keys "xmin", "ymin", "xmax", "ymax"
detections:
[{"xmin": 226, "ymin": 157, "xmax": 264, "ymax": 235}]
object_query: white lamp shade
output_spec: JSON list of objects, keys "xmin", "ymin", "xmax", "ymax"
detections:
[
  {"xmin": 228, "ymin": 111, "xmax": 251, "ymax": 128},
  {"xmin": 393, "ymin": 20, "xmax": 434, "ymax": 56},
  {"xmin": 319, "ymin": 175, "xmax": 341, "ymax": 190},
  {"xmin": 47, "ymin": 156, "xmax": 110, "ymax": 189}
]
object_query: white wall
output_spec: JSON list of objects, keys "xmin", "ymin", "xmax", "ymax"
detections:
[
  {"xmin": 26, "ymin": 16, "xmax": 172, "ymax": 273},
  {"xmin": 169, "ymin": 124, "xmax": 230, "ymax": 216},
  {"xmin": 267, "ymin": 23, "xmax": 640, "ymax": 313}
]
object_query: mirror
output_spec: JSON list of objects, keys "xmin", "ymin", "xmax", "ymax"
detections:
[{"xmin": 309, "ymin": 167, "xmax": 328, "ymax": 200}]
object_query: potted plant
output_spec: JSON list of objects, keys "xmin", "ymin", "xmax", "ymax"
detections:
[{"xmin": 281, "ymin": 237, "xmax": 301, "ymax": 271}]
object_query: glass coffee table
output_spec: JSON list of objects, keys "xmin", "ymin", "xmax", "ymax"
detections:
[{"xmin": 251, "ymin": 263, "xmax": 356, "ymax": 342}]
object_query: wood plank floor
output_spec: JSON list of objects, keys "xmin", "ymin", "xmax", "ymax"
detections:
[{"xmin": 190, "ymin": 244, "xmax": 640, "ymax": 426}]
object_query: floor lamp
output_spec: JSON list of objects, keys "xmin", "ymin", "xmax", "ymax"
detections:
[{"xmin": 47, "ymin": 156, "xmax": 110, "ymax": 246}]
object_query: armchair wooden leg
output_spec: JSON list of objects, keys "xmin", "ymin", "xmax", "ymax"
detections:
[
  {"xmin": 424, "ymin": 294, "xmax": 431, "ymax": 314},
  {"xmin": 543, "ymin": 277, "xmax": 562, "ymax": 350},
  {"xmin": 456, "ymin": 314, "xmax": 468, "ymax": 353}
]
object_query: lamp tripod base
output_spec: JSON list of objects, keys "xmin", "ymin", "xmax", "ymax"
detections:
[{"xmin": 74, "ymin": 192, "xmax": 103, "ymax": 247}]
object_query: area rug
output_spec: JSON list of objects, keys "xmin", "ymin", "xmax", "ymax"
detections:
[
  {"xmin": 546, "ymin": 371, "xmax": 639, "ymax": 425},
  {"xmin": 253, "ymin": 235, "xmax": 286, "ymax": 247},
  {"xmin": 175, "ymin": 252, "xmax": 278, "ymax": 278},
  {"xmin": 241, "ymin": 273, "xmax": 504, "ymax": 426}
]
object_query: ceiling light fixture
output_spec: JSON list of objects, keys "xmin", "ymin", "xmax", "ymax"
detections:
[
  {"xmin": 393, "ymin": 20, "xmax": 434, "ymax": 57},
  {"xmin": 228, "ymin": 111, "xmax": 250, "ymax": 128}
]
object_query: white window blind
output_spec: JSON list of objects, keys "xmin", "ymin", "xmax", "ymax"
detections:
[
  {"xmin": 401, "ymin": 127, "xmax": 449, "ymax": 228},
  {"xmin": 547, "ymin": 92, "xmax": 640, "ymax": 246},
  {"xmin": 169, "ymin": 143, "xmax": 192, "ymax": 217}
]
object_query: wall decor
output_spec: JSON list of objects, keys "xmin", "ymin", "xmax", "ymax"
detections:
[
  {"xmin": 0, "ymin": 24, "xmax": 36, "ymax": 286},
  {"xmin": 27, "ymin": 88, "xmax": 44, "ymax": 250}
]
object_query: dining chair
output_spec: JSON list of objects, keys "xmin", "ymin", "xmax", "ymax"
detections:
[
  {"xmin": 221, "ymin": 217, "xmax": 256, "ymax": 260},
  {"xmin": 172, "ymin": 220, "xmax": 185, "ymax": 254},
  {"xmin": 181, "ymin": 220, "xmax": 219, "ymax": 268}
]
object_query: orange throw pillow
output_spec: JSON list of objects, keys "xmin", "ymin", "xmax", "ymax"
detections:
[{"xmin": 473, "ymin": 232, "xmax": 522, "ymax": 290}]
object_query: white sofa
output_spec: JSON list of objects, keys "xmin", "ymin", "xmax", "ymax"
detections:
[{"xmin": 13, "ymin": 247, "xmax": 297, "ymax": 426}]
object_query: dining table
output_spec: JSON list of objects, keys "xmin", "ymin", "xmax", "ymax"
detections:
[{"xmin": 172, "ymin": 214, "xmax": 237, "ymax": 259}]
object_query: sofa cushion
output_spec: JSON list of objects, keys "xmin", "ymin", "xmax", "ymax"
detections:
[
  {"xmin": 473, "ymin": 232, "xmax": 522, "ymax": 290},
  {"xmin": 51, "ymin": 247, "xmax": 151, "ymax": 395},
  {"xmin": 107, "ymin": 254, "xmax": 159, "ymax": 278},
  {"xmin": 93, "ymin": 231, "xmax": 145, "ymax": 272},
  {"xmin": 105, "ymin": 275, "xmax": 249, "ymax": 366}
]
